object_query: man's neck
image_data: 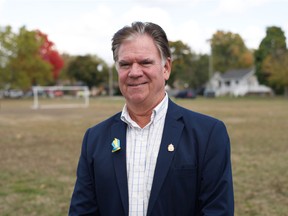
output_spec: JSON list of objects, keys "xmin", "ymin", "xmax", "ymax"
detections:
[
  {"xmin": 126, "ymin": 94, "xmax": 166, "ymax": 128},
  {"xmin": 127, "ymin": 107, "xmax": 153, "ymax": 128}
]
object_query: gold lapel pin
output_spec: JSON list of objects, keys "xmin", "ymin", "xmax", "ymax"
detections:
[{"xmin": 168, "ymin": 144, "xmax": 174, "ymax": 152}]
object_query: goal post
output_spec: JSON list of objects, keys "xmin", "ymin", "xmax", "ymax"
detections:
[{"xmin": 32, "ymin": 86, "xmax": 90, "ymax": 109}]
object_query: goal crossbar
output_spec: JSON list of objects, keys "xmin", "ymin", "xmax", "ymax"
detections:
[{"xmin": 32, "ymin": 86, "xmax": 90, "ymax": 109}]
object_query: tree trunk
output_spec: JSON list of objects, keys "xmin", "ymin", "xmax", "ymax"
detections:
[{"xmin": 285, "ymin": 86, "xmax": 288, "ymax": 97}]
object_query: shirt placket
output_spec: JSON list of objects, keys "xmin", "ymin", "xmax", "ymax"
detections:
[{"xmin": 130, "ymin": 127, "xmax": 148, "ymax": 215}]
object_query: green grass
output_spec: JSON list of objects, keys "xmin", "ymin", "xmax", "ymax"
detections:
[{"xmin": 0, "ymin": 96, "xmax": 287, "ymax": 215}]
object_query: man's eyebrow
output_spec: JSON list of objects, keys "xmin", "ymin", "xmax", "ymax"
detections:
[
  {"xmin": 118, "ymin": 58, "xmax": 154, "ymax": 64},
  {"xmin": 117, "ymin": 60, "xmax": 131, "ymax": 65},
  {"xmin": 140, "ymin": 58, "xmax": 154, "ymax": 63}
]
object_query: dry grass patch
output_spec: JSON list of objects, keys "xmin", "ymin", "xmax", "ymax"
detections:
[{"xmin": 0, "ymin": 97, "xmax": 287, "ymax": 215}]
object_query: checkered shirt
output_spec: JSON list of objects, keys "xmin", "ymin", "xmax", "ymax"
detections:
[{"xmin": 121, "ymin": 94, "xmax": 168, "ymax": 216}]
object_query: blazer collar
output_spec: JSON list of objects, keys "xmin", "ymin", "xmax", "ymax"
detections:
[
  {"xmin": 147, "ymin": 99, "xmax": 184, "ymax": 216},
  {"xmin": 111, "ymin": 118, "xmax": 129, "ymax": 216}
]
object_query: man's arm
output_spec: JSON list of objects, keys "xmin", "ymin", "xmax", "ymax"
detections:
[
  {"xmin": 69, "ymin": 129, "xmax": 100, "ymax": 216},
  {"xmin": 198, "ymin": 121, "xmax": 234, "ymax": 216}
]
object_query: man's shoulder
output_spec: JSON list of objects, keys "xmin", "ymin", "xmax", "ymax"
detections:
[
  {"xmin": 169, "ymin": 99, "xmax": 219, "ymax": 122},
  {"xmin": 90, "ymin": 112, "xmax": 122, "ymax": 131},
  {"xmin": 168, "ymin": 99, "xmax": 223, "ymax": 129}
]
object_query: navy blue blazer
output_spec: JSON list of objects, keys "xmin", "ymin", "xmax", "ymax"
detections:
[{"xmin": 69, "ymin": 99, "xmax": 234, "ymax": 216}]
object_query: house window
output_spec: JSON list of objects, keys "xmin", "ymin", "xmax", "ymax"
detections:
[{"xmin": 225, "ymin": 81, "xmax": 230, "ymax": 86}]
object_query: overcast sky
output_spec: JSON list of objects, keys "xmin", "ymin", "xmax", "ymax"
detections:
[{"xmin": 1, "ymin": 0, "xmax": 287, "ymax": 64}]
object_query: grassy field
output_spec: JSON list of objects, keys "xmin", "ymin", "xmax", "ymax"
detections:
[{"xmin": 0, "ymin": 96, "xmax": 287, "ymax": 216}]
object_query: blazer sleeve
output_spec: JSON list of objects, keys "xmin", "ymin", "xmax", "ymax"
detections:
[
  {"xmin": 69, "ymin": 128, "xmax": 100, "ymax": 216},
  {"xmin": 198, "ymin": 120, "xmax": 234, "ymax": 216}
]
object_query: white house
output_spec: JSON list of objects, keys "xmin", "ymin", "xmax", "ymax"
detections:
[{"xmin": 206, "ymin": 68, "xmax": 273, "ymax": 97}]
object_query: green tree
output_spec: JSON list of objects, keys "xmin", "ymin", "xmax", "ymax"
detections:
[
  {"xmin": 169, "ymin": 40, "xmax": 196, "ymax": 89},
  {"xmin": 192, "ymin": 54, "xmax": 209, "ymax": 90},
  {"xmin": 168, "ymin": 41, "xmax": 209, "ymax": 90},
  {"xmin": 0, "ymin": 26, "xmax": 53, "ymax": 89},
  {"xmin": 67, "ymin": 55, "xmax": 108, "ymax": 89},
  {"xmin": 211, "ymin": 31, "xmax": 254, "ymax": 73},
  {"xmin": 9, "ymin": 27, "xmax": 52, "ymax": 89},
  {"xmin": 58, "ymin": 53, "xmax": 75, "ymax": 82},
  {"xmin": 0, "ymin": 26, "xmax": 16, "ymax": 89},
  {"xmin": 262, "ymin": 52, "xmax": 288, "ymax": 96},
  {"xmin": 254, "ymin": 26, "xmax": 287, "ymax": 94}
]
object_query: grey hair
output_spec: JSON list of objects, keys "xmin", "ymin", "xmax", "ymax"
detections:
[{"xmin": 111, "ymin": 21, "xmax": 171, "ymax": 64}]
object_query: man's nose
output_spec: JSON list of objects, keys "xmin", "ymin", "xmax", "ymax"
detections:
[{"xmin": 128, "ymin": 63, "xmax": 143, "ymax": 77}]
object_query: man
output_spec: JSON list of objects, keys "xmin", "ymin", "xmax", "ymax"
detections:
[{"xmin": 69, "ymin": 22, "xmax": 234, "ymax": 216}]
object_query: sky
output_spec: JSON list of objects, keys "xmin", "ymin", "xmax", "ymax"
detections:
[{"xmin": 1, "ymin": 0, "xmax": 288, "ymax": 65}]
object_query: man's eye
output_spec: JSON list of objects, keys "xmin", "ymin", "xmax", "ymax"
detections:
[
  {"xmin": 141, "ymin": 61, "xmax": 153, "ymax": 67},
  {"xmin": 119, "ymin": 63, "xmax": 130, "ymax": 69}
]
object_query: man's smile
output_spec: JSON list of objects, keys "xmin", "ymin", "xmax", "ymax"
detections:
[{"xmin": 128, "ymin": 82, "xmax": 147, "ymax": 87}]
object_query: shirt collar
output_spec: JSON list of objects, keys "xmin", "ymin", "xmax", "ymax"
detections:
[{"xmin": 121, "ymin": 93, "xmax": 169, "ymax": 128}]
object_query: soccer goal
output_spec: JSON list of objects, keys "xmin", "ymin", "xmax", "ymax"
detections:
[{"xmin": 32, "ymin": 86, "xmax": 89, "ymax": 109}]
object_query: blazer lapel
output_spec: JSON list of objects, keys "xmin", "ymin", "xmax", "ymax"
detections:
[
  {"xmin": 111, "ymin": 119, "xmax": 129, "ymax": 216},
  {"xmin": 147, "ymin": 101, "xmax": 184, "ymax": 216}
]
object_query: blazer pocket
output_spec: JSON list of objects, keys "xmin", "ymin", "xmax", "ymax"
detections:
[{"xmin": 173, "ymin": 165, "xmax": 197, "ymax": 176}]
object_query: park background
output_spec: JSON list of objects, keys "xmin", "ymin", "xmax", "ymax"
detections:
[
  {"xmin": 0, "ymin": 97, "xmax": 287, "ymax": 215},
  {"xmin": 1, "ymin": 0, "xmax": 288, "ymax": 215}
]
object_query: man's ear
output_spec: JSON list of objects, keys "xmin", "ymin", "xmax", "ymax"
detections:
[{"xmin": 164, "ymin": 57, "xmax": 172, "ymax": 81}]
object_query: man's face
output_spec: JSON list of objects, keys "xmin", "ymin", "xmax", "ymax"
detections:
[{"xmin": 116, "ymin": 35, "xmax": 171, "ymax": 108}]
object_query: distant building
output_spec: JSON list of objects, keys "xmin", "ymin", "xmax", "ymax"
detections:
[{"xmin": 205, "ymin": 68, "xmax": 273, "ymax": 97}]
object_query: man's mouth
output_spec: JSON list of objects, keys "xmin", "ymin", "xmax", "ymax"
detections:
[{"xmin": 128, "ymin": 82, "xmax": 147, "ymax": 87}]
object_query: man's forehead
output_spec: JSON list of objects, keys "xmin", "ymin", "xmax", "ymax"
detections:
[{"xmin": 117, "ymin": 38, "xmax": 160, "ymax": 62}]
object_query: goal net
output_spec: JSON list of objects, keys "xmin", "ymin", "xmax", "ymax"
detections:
[{"xmin": 32, "ymin": 86, "xmax": 89, "ymax": 109}]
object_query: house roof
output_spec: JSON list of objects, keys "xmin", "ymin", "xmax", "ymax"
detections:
[{"xmin": 221, "ymin": 68, "xmax": 253, "ymax": 80}]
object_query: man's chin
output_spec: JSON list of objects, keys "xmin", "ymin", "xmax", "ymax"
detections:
[{"xmin": 126, "ymin": 94, "xmax": 147, "ymax": 105}]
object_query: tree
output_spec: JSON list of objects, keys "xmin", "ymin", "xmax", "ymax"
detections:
[
  {"xmin": 211, "ymin": 31, "xmax": 254, "ymax": 73},
  {"xmin": 37, "ymin": 30, "xmax": 64, "ymax": 82},
  {"xmin": 6, "ymin": 26, "xmax": 52, "ymax": 89},
  {"xmin": 0, "ymin": 26, "xmax": 16, "ymax": 89},
  {"xmin": 0, "ymin": 26, "xmax": 64, "ymax": 89},
  {"xmin": 169, "ymin": 40, "xmax": 197, "ymax": 89},
  {"xmin": 262, "ymin": 52, "xmax": 288, "ymax": 96},
  {"xmin": 192, "ymin": 54, "xmax": 210, "ymax": 90},
  {"xmin": 58, "ymin": 53, "xmax": 75, "ymax": 82},
  {"xmin": 254, "ymin": 26, "xmax": 287, "ymax": 93},
  {"xmin": 168, "ymin": 41, "xmax": 210, "ymax": 90},
  {"xmin": 0, "ymin": 26, "xmax": 63, "ymax": 90},
  {"xmin": 67, "ymin": 55, "xmax": 109, "ymax": 89}
]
